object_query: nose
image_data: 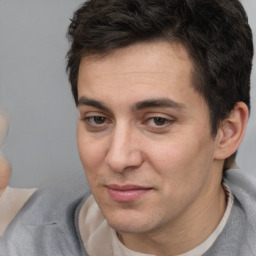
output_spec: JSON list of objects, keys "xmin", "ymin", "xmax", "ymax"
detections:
[{"xmin": 105, "ymin": 125, "xmax": 144, "ymax": 173}]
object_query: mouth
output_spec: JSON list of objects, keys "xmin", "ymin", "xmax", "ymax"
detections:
[{"xmin": 106, "ymin": 184, "xmax": 152, "ymax": 203}]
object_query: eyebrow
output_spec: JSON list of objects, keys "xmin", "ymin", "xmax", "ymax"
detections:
[
  {"xmin": 134, "ymin": 98, "xmax": 185, "ymax": 111},
  {"xmin": 77, "ymin": 97, "xmax": 111, "ymax": 112},
  {"xmin": 77, "ymin": 96, "xmax": 185, "ymax": 112}
]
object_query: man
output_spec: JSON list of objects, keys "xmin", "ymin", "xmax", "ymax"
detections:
[
  {"xmin": 0, "ymin": 0, "xmax": 255, "ymax": 255},
  {"xmin": 66, "ymin": 0, "xmax": 255, "ymax": 254}
]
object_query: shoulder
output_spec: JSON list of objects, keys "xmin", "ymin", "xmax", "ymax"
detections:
[
  {"xmin": 0, "ymin": 185, "xmax": 91, "ymax": 256},
  {"xmin": 224, "ymin": 169, "xmax": 256, "ymax": 214},
  {"xmin": 205, "ymin": 169, "xmax": 256, "ymax": 256},
  {"xmin": 224, "ymin": 169, "xmax": 256, "ymax": 245},
  {"xmin": 0, "ymin": 187, "xmax": 37, "ymax": 237}
]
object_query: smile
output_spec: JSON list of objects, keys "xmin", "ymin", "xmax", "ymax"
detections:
[{"xmin": 106, "ymin": 185, "xmax": 152, "ymax": 203}]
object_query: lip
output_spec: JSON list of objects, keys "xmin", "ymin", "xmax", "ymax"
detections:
[{"xmin": 106, "ymin": 184, "xmax": 152, "ymax": 203}]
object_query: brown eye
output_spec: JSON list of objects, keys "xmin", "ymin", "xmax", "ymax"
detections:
[
  {"xmin": 81, "ymin": 114, "xmax": 111, "ymax": 132},
  {"xmin": 92, "ymin": 116, "xmax": 106, "ymax": 124},
  {"xmin": 153, "ymin": 117, "xmax": 168, "ymax": 126}
]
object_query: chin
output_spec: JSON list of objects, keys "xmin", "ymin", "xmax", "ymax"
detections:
[
  {"xmin": 103, "ymin": 208, "xmax": 156, "ymax": 234},
  {"xmin": 109, "ymin": 220, "xmax": 148, "ymax": 234}
]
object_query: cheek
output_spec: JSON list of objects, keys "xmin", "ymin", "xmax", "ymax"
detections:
[
  {"xmin": 147, "ymin": 133, "xmax": 214, "ymax": 185},
  {"xmin": 147, "ymin": 137, "xmax": 192, "ymax": 171},
  {"xmin": 146, "ymin": 139, "xmax": 215, "ymax": 215},
  {"xmin": 77, "ymin": 126, "xmax": 107, "ymax": 172}
]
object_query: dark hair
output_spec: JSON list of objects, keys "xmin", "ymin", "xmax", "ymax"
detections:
[{"xmin": 66, "ymin": 0, "xmax": 253, "ymax": 162}]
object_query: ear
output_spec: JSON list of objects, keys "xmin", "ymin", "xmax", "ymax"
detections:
[{"xmin": 214, "ymin": 102, "xmax": 249, "ymax": 160}]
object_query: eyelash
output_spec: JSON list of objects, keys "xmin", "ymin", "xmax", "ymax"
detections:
[
  {"xmin": 83, "ymin": 116, "xmax": 107, "ymax": 125},
  {"xmin": 80, "ymin": 115, "xmax": 109, "ymax": 130},
  {"xmin": 80, "ymin": 115, "xmax": 174, "ymax": 132},
  {"xmin": 146, "ymin": 117, "xmax": 173, "ymax": 126}
]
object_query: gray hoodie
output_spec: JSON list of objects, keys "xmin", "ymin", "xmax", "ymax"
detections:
[{"xmin": 0, "ymin": 169, "xmax": 255, "ymax": 256}]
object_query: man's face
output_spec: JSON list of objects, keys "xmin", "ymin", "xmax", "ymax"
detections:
[{"xmin": 77, "ymin": 42, "xmax": 222, "ymax": 235}]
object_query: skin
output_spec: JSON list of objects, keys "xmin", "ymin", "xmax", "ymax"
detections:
[
  {"xmin": 0, "ymin": 112, "xmax": 10, "ymax": 196},
  {"xmin": 0, "ymin": 112, "xmax": 8, "ymax": 149},
  {"xmin": 77, "ymin": 41, "xmax": 239, "ymax": 255},
  {"xmin": 0, "ymin": 155, "xmax": 11, "ymax": 196}
]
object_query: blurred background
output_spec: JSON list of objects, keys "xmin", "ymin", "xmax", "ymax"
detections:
[{"xmin": 0, "ymin": 0, "xmax": 255, "ymax": 188}]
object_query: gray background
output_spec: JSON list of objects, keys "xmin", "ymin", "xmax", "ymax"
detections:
[{"xmin": 0, "ymin": 0, "xmax": 255, "ymax": 188}]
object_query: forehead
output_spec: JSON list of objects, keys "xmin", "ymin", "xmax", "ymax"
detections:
[
  {"xmin": 77, "ymin": 41, "xmax": 204, "ymax": 111},
  {"xmin": 78, "ymin": 41, "xmax": 192, "ymax": 89},
  {"xmin": 81, "ymin": 40, "xmax": 191, "ymax": 69}
]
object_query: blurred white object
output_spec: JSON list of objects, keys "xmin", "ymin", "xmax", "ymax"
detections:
[
  {"xmin": 0, "ymin": 111, "xmax": 8, "ymax": 148},
  {"xmin": 0, "ymin": 111, "xmax": 10, "ymax": 196}
]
